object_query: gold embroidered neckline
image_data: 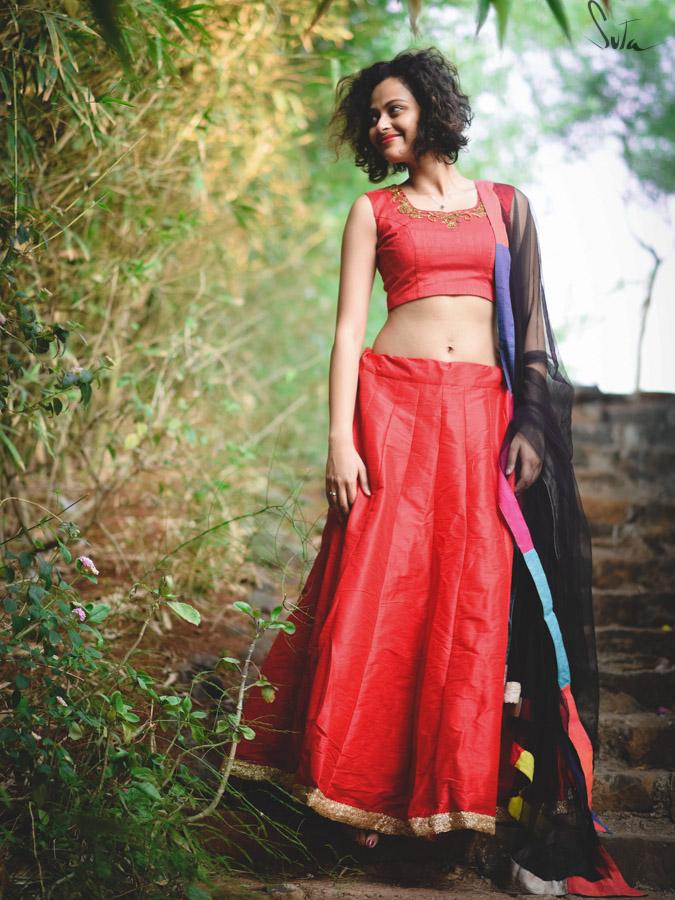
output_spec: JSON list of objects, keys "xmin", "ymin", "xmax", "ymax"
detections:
[{"xmin": 386, "ymin": 183, "xmax": 487, "ymax": 227}]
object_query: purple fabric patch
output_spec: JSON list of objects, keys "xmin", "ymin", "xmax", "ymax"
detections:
[{"xmin": 495, "ymin": 243, "xmax": 515, "ymax": 393}]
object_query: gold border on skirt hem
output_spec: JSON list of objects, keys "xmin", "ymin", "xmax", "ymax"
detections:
[{"xmin": 230, "ymin": 758, "xmax": 506, "ymax": 838}]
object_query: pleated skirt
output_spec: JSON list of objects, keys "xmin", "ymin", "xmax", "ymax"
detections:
[{"xmin": 231, "ymin": 346, "xmax": 516, "ymax": 838}]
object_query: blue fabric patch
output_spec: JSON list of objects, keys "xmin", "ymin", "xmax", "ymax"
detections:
[{"xmin": 522, "ymin": 548, "xmax": 571, "ymax": 688}]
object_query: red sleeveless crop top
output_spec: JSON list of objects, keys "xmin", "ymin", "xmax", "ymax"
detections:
[{"xmin": 364, "ymin": 183, "xmax": 495, "ymax": 311}]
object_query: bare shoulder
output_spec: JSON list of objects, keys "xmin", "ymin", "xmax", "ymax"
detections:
[
  {"xmin": 353, "ymin": 191, "xmax": 378, "ymax": 216},
  {"xmin": 344, "ymin": 192, "xmax": 377, "ymax": 233}
]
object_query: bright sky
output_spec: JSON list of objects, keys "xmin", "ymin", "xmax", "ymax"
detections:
[
  {"xmin": 471, "ymin": 28, "xmax": 675, "ymax": 395},
  {"xmin": 522, "ymin": 141, "xmax": 674, "ymax": 394}
]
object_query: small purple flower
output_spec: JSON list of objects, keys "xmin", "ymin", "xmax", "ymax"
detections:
[
  {"xmin": 72, "ymin": 606, "xmax": 86, "ymax": 622},
  {"xmin": 77, "ymin": 555, "xmax": 99, "ymax": 575}
]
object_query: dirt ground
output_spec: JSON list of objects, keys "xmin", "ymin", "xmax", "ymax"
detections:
[{"xmin": 215, "ymin": 872, "xmax": 675, "ymax": 899}]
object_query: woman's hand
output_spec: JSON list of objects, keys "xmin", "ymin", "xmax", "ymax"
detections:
[
  {"xmin": 506, "ymin": 432, "xmax": 542, "ymax": 494},
  {"xmin": 326, "ymin": 439, "xmax": 371, "ymax": 524}
]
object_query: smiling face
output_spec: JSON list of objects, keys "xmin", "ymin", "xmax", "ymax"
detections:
[{"xmin": 367, "ymin": 76, "xmax": 421, "ymax": 163}]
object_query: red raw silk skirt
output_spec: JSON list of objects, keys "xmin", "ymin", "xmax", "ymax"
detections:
[{"xmin": 231, "ymin": 346, "xmax": 516, "ymax": 838}]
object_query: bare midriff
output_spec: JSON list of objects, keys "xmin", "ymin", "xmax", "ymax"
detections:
[{"xmin": 370, "ymin": 294, "xmax": 499, "ymax": 365}]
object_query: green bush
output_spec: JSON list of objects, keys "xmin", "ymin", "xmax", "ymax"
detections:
[{"xmin": 0, "ymin": 517, "xmax": 297, "ymax": 896}]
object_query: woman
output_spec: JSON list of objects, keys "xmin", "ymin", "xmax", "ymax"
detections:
[{"xmin": 231, "ymin": 48, "xmax": 644, "ymax": 897}]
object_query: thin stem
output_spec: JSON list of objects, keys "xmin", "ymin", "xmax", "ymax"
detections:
[
  {"xmin": 96, "ymin": 728, "xmax": 112, "ymax": 794},
  {"xmin": 0, "ymin": 494, "xmax": 88, "ymax": 547},
  {"xmin": 115, "ymin": 595, "xmax": 161, "ymax": 673},
  {"xmin": 185, "ymin": 625, "xmax": 260, "ymax": 824},
  {"xmin": 28, "ymin": 801, "xmax": 46, "ymax": 899},
  {"xmin": 11, "ymin": 16, "xmax": 21, "ymax": 233},
  {"xmin": 142, "ymin": 504, "xmax": 285, "ymax": 577}
]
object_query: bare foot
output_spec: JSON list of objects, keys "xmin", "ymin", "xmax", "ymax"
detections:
[{"xmin": 342, "ymin": 823, "xmax": 379, "ymax": 848}]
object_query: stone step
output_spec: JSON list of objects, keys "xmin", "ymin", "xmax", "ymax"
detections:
[
  {"xmin": 580, "ymin": 492, "xmax": 675, "ymax": 545},
  {"xmin": 598, "ymin": 652, "xmax": 675, "ymax": 711},
  {"xmin": 599, "ymin": 659, "xmax": 675, "ymax": 711},
  {"xmin": 596, "ymin": 625, "xmax": 674, "ymax": 657},
  {"xmin": 583, "ymin": 494, "xmax": 630, "ymax": 526},
  {"xmin": 621, "ymin": 459, "xmax": 675, "ymax": 495},
  {"xmin": 600, "ymin": 688, "xmax": 645, "ymax": 714},
  {"xmin": 596, "ymin": 812, "xmax": 675, "ymax": 890},
  {"xmin": 577, "ymin": 394, "xmax": 675, "ymax": 423},
  {"xmin": 583, "ymin": 496, "xmax": 675, "ymax": 532},
  {"xmin": 603, "ymin": 393, "xmax": 675, "ymax": 416},
  {"xmin": 592, "ymin": 549, "xmax": 675, "ymax": 591},
  {"xmin": 598, "ymin": 711, "xmax": 675, "ymax": 768},
  {"xmin": 591, "ymin": 532, "xmax": 653, "ymax": 554},
  {"xmin": 575, "ymin": 455, "xmax": 675, "ymax": 500},
  {"xmin": 593, "ymin": 589, "xmax": 675, "ymax": 627},
  {"xmin": 594, "ymin": 763, "xmax": 673, "ymax": 815},
  {"xmin": 572, "ymin": 410, "xmax": 675, "ymax": 445},
  {"xmin": 589, "ymin": 520, "xmax": 675, "ymax": 545},
  {"xmin": 572, "ymin": 422, "xmax": 616, "ymax": 446},
  {"xmin": 575, "ymin": 467, "xmax": 645, "ymax": 496},
  {"xmin": 573, "ymin": 384, "xmax": 675, "ymax": 422},
  {"xmin": 576, "ymin": 444, "xmax": 675, "ymax": 470}
]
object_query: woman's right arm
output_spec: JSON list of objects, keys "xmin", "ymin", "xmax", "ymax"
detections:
[{"xmin": 326, "ymin": 193, "xmax": 377, "ymax": 522}]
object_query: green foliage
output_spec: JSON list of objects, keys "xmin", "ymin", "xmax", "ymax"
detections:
[
  {"xmin": 0, "ymin": 513, "xmax": 299, "ymax": 895},
  {"xmin": 1, "ymin": 524, "xmax": 188, "ymax": 892},
  {"xmin": 308, "ymin": 0, "xmax": 577, "ymax": 46},
  {"xmin": 0, "ymin": 0, "xmax": 336, "ymax": 893},
  {"xmin": 0, "ymin": 0, "xmax": 215, "ymax": 475},
  {"xmin": 0, "ymin": 0, "xmax": 348, "ymax": 507}
]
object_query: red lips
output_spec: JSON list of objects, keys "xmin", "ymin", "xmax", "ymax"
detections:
[{"xmin": 379, "ymin": 134, "xmax": 400, "ymax": 145}]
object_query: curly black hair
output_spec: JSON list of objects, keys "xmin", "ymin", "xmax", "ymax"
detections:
[{"xmin": 327, "ymin": 47, "xmax": 474, "ymax": 183}]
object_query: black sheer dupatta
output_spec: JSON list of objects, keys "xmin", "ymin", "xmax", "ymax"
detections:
[{"xmin": 496, "ymin": 185, "xmax": 602, "ymax": 881}]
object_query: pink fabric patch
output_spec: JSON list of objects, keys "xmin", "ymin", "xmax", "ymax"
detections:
[{"xmin": 497, "ymin": 463, "xmax": 534, "ymax": 553}]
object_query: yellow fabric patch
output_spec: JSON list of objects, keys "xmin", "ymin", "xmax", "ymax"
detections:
[
  {"xmin": 515, "ymin": 748, "xmax": 534, "ymax": 782},
  {"xmin": 507, "ymin": 795, "xmax": 523, "ymax": 820}
]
